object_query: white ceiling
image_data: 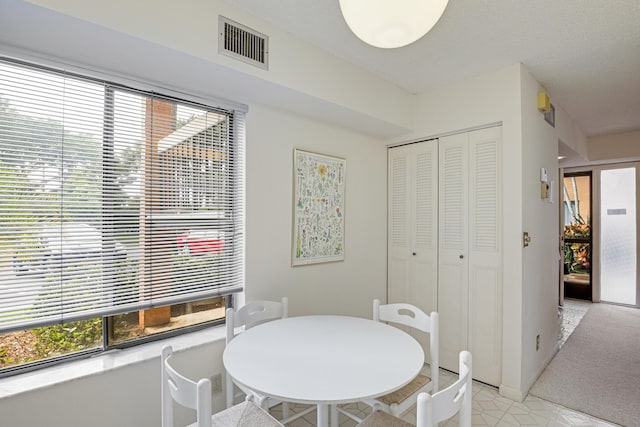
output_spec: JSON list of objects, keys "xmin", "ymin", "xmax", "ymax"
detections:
[{"xmin": 228, "ymin": 0, "xmax": 640, "ymax": 138}]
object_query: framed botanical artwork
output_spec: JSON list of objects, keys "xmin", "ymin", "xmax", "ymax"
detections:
[{"xmin": 292, "ymin": 149, "xmax": 346, "ymax": 266}]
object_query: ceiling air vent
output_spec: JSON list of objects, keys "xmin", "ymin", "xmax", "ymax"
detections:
[{"xmin": 219, "ymin": 16, "xmax": 269, "ymax": 70}]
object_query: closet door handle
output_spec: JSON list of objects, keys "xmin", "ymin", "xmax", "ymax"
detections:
[
  {"xmin": 412, "ymin": 252, "xmax": 417, "ymax": 256},
  {"xmin": 459, "ymin": 254, "xmax": 464, "ymax": 259}
]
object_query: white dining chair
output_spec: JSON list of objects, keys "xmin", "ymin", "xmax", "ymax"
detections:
[
  {"xmin": 161, "ymin": 345, "xmax": 283, "ymax": 427},
  {"xmin": 357, "ymin": 299, "xmax": 439, "ymax": 420},
  {"xmin": 357, "ymin": 351, "xmax": 472, "ymax": 427},
  {"xmin": 225, "ymin": 297, "xmax": 288, "ymax": 409},
  {"xmin": 225, "ymin": 297, "xmax": 313, "ymax": 423}
]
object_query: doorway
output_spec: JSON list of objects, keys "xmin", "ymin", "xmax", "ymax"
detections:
[
  {"xmin": 562, "ymin": 163, "xmax": 640, "ymax": 308},
  {"xmin": 562, "ymin": 172, "xmax": 592, "ymax": 300}
]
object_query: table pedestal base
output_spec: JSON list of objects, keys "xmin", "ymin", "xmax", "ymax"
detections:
[{"xmin": 317, "ymin": 403, "xmax": 328, "ymax": 426}]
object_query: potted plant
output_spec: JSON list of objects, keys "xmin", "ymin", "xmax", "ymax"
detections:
[{"xmin": 563, "ymin": 244, "xmax": 573, "ymax": 274}]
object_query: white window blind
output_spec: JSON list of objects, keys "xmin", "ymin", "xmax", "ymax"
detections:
[{"xmin": 0, "ymin": 59, "xmax": 245, "ymax": 333}]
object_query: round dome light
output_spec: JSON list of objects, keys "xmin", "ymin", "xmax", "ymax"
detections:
[{"xmin": 339, "ymin": 0, "xmax": 450, "ymax": 48}]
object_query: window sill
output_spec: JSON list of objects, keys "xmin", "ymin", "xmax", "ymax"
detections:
[{"xmin": 0, "ymin": 325, "xmax": 226, "ymax": 399}]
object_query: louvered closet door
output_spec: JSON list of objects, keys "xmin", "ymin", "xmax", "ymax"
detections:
[
  {"xmin": 388, "ymin": 144, "xmax": 412, "ymax": 305},
  {"xmin": 438, "ymin": 132, "xmax": 470, "ymax": 375},
  {"xmin": 388, "ymin": 140, "xmax": 438, "ymax": 354},
  {"xmin": 438, "ymin": 126, "xmax": 502, "ymax": 386},
  {"xmin": 468, "ymin": 126, "xmax": 502, "ymax": 386}
]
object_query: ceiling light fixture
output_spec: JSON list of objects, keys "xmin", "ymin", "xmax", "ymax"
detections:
[{"xmin": 339, "ymin": 0, "xmax": 450, "ymax": 49}]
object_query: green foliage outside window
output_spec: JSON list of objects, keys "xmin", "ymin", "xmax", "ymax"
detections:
[
  {"xmin": 33, "ymin": 318, "xmax": 103, "ymax": 358},
  {"xmin": 564, "ymin": 222, "xmax": 590, "ymax": 275},
  {"xmin": 0, "ymin": 319, "xmax": 102, "ymax": 367}
]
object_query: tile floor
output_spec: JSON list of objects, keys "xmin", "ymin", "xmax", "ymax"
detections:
[
  {"xmin": 273, "ymin": 299, "xmax": 621, "ymax": 426},
  {"xmin": 558, "ymin": 298, "xmax": 591, "ymax": 348}
]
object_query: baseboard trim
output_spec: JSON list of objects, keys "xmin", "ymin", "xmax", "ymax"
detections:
[
  {"xmin": 525, "ymin": 342, "xmax": 560, "ymax": 393},
  {"xmin": 501, "ymin": 341, "xmax": 560, "ymax": 403},
  {"xmin": 499, "ymin": 383, "xmax": 526, "ymax": 402}
]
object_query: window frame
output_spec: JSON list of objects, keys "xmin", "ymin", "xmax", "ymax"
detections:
[{"xmin": 0, "ymin": 56, "xmax": 246, "ymax": 376}]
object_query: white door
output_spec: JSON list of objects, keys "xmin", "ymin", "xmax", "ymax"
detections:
[
  {"xmin": 388, "ymin": 140, "xmax": 438, "ymax": 352},
  {"xmin": 600, "ymin": 166, "xmax": 638, "ymax": 306},
  {"xmin": 388, "ymin": 127, "xmax": 502, "ymax": 386},
  {"xmin": 411, "ymin": 141, "xmax": 439, "ymax": 317},
  {"xmin": 467, "ymin": 127, "xmax": 502, "ymax": 386},
  {"xmin": 438, "ymin": 127, "xmax": 502, "ymax": 386},
  {"xmin": 388, "ymin": 144, "xmax": 413, "ymax": 306},
  {"xmin": 437, "ymin": 132, "xmax": 469, "ymax": 375}
]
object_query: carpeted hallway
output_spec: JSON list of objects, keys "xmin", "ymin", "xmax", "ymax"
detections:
[{"xmin": 530, "ymin": 302, "xmax": 640, "ymax": 427}]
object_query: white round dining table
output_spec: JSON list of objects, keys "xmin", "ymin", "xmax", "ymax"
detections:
[{"xmin": 222, "ymin": 315, "xmax": 424, "ymax": 427}]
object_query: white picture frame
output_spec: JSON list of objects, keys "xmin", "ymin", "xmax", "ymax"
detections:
[{"xmin": 292, "ymin": 149, "xmax": 346, "ymax": 266}]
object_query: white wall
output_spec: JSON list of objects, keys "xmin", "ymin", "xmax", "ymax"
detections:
[
  {"xmin": 19, "ymin": 0, "xmax": 415, "ymax": 137},
  {"xmin": 245, "ymin": 104, "xmax": 387, "ymax": 318},
  {"xmin": 588, "ymin": 130, "xmax": 640, "ymax": 163},
  {"xmin": 0, "ymin": 337, "xmax": 228, "ymax": 427},
  {"xmin": 518, "ymin": 67, "xmax": 562, "ymax": 393},
  {"xmin": 555, "ymin": 106, "xmax": 589, "ymax": 161}
]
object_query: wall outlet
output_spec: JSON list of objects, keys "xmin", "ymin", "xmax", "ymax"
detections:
[
  {"xmin": 211, "ymin": 373, "xmax": 223, "ymax": 395},
  {"xmin": 536, "ymin": 334, "xmax": 540, "ymax": 351}
]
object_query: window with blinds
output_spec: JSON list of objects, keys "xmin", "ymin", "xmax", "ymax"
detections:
[{"xmin": 0, "ymin": 58, "xmax": 245, "ymax": 337}]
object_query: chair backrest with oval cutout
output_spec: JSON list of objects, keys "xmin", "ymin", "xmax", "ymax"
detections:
[
  {"xmin": 416, "ymin": 350, "xmax": 472, "ymax": 427},
  {"xmin": 161, "ymin": 345, "xmax": 212, "ymax": 427}
]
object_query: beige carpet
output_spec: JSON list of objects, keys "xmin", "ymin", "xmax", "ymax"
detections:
[{"xmin": 530, "ymin": 303, "xmax": 640, "ymax": 427}]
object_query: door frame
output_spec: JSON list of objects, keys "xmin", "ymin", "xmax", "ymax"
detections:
[
  {"xmin": 597, "ymin": 162, "xmax": 640, "ymax": 307},
  {"xmin": 559, "ymin": 168, "xmax": 564, "ymax": 306},
  {"xmin": 561, "ymin": 170, "xmax": 593, "ymax": 301},
  {"xmin": 562, "ymin": 161, "xmax": 640, "ymax": 307}
]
